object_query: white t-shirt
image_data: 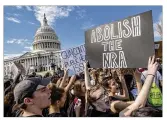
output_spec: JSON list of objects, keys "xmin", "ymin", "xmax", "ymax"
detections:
[{"xmin": 141, "ymin": 70, "xmax": 162, "ymax": 88}]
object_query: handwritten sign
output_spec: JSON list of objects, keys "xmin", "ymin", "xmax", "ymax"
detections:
[
  {"xmin": 60, "ymin": 45, "xmax": 85, "ymax": 74},
  {"xmin": 85, "ymin": 11, "xmax": 155, "ymax": 68}
]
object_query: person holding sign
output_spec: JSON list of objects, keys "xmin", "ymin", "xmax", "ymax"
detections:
[
  {"xmin": 119, "ymin": 56, "xmax": 162, "ymax": 117},
  {"xmin": 84, "ymin": 62, "xmax": 113, "ymax": 116},
  {"xmin": 101, "ymin": 69, "xmax": 135, "ymax": 114}
]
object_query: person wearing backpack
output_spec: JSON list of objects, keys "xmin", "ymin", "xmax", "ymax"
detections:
[{"xmin": 141, "ymin": 68, "xmax": 162, "ymax": 109}]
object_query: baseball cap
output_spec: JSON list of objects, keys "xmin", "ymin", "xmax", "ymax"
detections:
[{"xmin": 14, "ymin": 77, "xmax": 47, "ymax": 105}]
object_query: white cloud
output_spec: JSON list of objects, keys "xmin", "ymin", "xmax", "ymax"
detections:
[
  {"xmin": 76, "ymin": 9, "xmax": 86, "ymax": 19},
  {"xmin": 28, "ymin": 21, "xmax": 35, "ymax": 25},
  {"xmin": 6, "ymin": 13, "xmax": 21, "ymax": 17},
  {"xmin": 4, "ymin": 53, "xmax": 22, "ymax": 59},
  {"xmin": 16, "ymin": 6, "xmax": 23, "ymax": 9},
  {"xmin": 81, "ymin": 21, "xmax": 95, "ymax": 30},
  {"xmin": 7, "ymin": 39, "xmax": 15, "ymax": 44},
  {"xmin": 26, "ymin": 6, "xmax": 33, "ymax": 11},
  {"xmin": 24, "ymin": 46, "xmax": 33, "ymax": 51},
  {"xmin": 7, "ymin": 38, "xmax": 30, "ymax": 45},
  {"xmin": 16, "ymin": 6, "xmax": 33, "ymax": 11},
  {"xmin": 33, "ymin": 6, "xmax": 75, "ymax": 26},
  {"xmin": 13, "ymin": 13, "xmax": 21, "ymax": 17},
  {"xmin": 6, "ymin": 17, "xmax": 21, "ymax": 23},
  {"xmin": 154, "ymin": 13, "xmax": 162, "ymax": 38}
]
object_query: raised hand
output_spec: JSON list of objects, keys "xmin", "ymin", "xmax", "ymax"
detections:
[
  {"xmin": 116, "ymin": 69, "xmax": 123, "ymax": 77},
  {"xmin": 84, "ymin": 61, "xmax": 89, "ymax": 68},
  {"xmin": 64, "ymin": 68, "xmax": 69, "ymax": 75},
  {"xmin": 133, "ymin": 69, "xmax": 142, "ymax": 80},
  {"xmin": 147, "ymin": 55, "xmax": 159, "ymax": 76}
]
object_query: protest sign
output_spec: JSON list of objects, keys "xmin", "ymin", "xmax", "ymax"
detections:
[
  {"xmin": 11, "ymin": 61, "xmax": 26, "ymax": 79},
  {"xmin": 60, "ymin": 44, "xmax": 85, "ymax": 74},
  {"xmin": 85, "ymin": 10, "xmax": 155, "ymax": 68}
]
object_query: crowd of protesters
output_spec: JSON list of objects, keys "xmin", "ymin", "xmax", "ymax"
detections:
[{"xmin": 4, "ymin": 55, "xmax": 162, "ymax": 117}]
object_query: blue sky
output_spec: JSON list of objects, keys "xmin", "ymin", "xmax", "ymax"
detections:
[{"xmin": 4, "ymin": 6, "xmax": 162, "ymax": 59}]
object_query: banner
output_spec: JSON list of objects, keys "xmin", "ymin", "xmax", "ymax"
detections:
[
  {"xmin": 85, "ymin": 10, "xmax": 155, "ymax": 68},
  {"xmin": 60, "ymin": 44, "xmax": 85, "ymax": 74}
]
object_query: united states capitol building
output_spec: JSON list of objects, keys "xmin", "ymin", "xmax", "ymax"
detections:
[{"xmin": 4, "ymin": 14, "xmax": 62, "ymax": 78}]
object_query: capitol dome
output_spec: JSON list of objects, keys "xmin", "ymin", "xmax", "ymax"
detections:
[{"xmin": 33, "ymin": 14, "xmax": 61, "ymax": 52}]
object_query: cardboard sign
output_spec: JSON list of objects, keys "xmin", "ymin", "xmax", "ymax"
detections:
[
  {"xmin": 11, "ymin": 61, "xmax": 26, "ymax": 79},
  {"xmin": 60, "ymin": 44, "xmax": 85, "ymax": 74},
  {"xmin": 85, "ymin": 11, "xmax": 155, "ymax": 68}
]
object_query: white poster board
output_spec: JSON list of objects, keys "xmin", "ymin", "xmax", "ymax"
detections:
[{"xmin": 60, "ymin": 44, "xmax": 85, "ymax": 74}]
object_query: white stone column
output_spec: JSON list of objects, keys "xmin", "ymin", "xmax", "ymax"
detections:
[
  {"xmin": 45, "ymin": 56, "xmax": 47, "ymax": 66},
  {"xmin": 35, "ymin": 57, "xmax": 36, "ymax": 66},
  {"xmin": 41, "ymin": 57, "xmax": 42, "ymax": 65},
  {"xmin": 29, "ymin": 58, "xmax": 31, "ymax": 67},
  {"xmin": 47, "ymin": 56, "xmax": 49, "ymax": 71},
  {"xmin": 34, "ymin": 58, "xmax": 35, "ymax": 66},
  {"xmin": 27, "ymin": 58, "xmax": 29, "ymax": 68},
  {"xmin": 40, "ymin": 57, "xmax": 42, "ymax": 65},
  {"xmin": 34, "ymin": 57, "xmax": 35, "ymax": 66},
  {"xmin": 31, "ymin": 58, "xmax": 33, "ymax": 66},
  {"xmin": 44, "ymin": 56, "xmax": 45, "ymax": 65},
  {"xmin": 37, "ymin": 57, "xmax": 38, "ymax": 65}
]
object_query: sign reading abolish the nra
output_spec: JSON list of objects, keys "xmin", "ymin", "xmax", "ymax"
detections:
[{"xmin": 85, "ymin": 10, "xmax": 155, "ymax": 68}]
